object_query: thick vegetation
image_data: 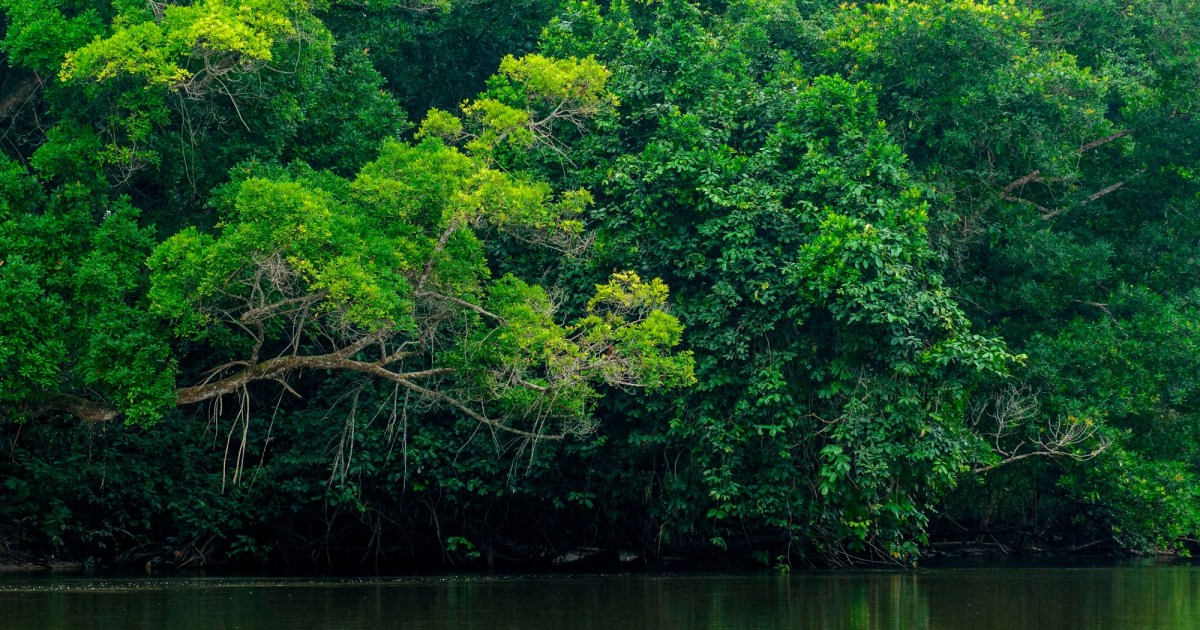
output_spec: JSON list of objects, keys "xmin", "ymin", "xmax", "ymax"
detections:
[{"xmin": 1, "ymin": 0, "xmax": 1197, "ymax": 569}]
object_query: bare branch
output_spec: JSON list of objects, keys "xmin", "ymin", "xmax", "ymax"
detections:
[
  {"xmin": 970, "ymin": 385, "xmax": 1110, "ymax": 474},
  {"xmin": 1078, "ymin": 129, "xmax": 1133, "ymax": 153},
  {"xmin": 1000, "ymin": 170, "xmax": 1055, "ymax": 214},
  {"xmin": 1083, "ymin": 169, "xmax": 1147, "ymax": 205},
  {"xmin": 417, "ymin": 219, "xmax": 461, "ymax": 291},
  {"xmin": 37, "ymin": 393, "xmax": 122, "ymax": 423},
  {"xmin": 239, "ymin": 292, "xmax": 326, "ymax": 325},
  {"xmin": 362, "ymin": 366, "xmax": 562, "ymax": 441},
  {"xmin": 1003, "ymin": 169, "xmax": 1043, "ymax": 195},
  {"xmin": 415, "ymin": 290, "xmax": 507, "ymax": 324}
]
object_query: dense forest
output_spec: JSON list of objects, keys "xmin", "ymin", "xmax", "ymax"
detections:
[{"xmin": 0, "ymin": 0, "xmax": 1197, "ymax": 570}]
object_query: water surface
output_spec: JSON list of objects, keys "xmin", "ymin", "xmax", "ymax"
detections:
[{"xmin": 2, "ymin": 564, "xmax": 1197, "ymax": 629}]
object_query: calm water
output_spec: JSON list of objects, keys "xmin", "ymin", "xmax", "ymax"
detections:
[{"xmin": 2, "ymin": 565, "xmax": 1198, "ymax": 629}]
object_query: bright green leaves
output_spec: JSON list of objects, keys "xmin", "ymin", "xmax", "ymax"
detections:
[
  {"xmin": 416, "ymin": 110, "xmax": 465, "ymax": 145},
  {"xmin": 353, "ymin": 138, "xmax": 476, "ymax": 227},
  {"xmin": 460, "ymin": 98, "xmax": 537, "ymax": 152},
  {"xmin": 61, "ymin": 21, "xmax": 190, "ymax": 87},
  {"xmin": 587, "ymin": 270, "xmax": 669, "ymax": 313},
  {"xmin": 413, "ymin": 52, "xmax": 618, "ymax": 248},
  {"xmin": 0, "ymin": 0, "xmax": 704, "ymax": 568},
  {"xmin": 829, "ymin": 0, "xmax": 1038, "ymax": 64},
  {"xmin": 35, "ymin": 0, "xmax": 378, "ymax": 200},
  {"xmin": 144, "ymin": 228, "xmax": 218, "ymax": 336},
  {"xmin": 457, "ymin": 276, "xmax": 592, "ymax": 429},
  {"xmin": 0, "ymin": 0, "xmax": 674, "ymax": 444},
  {"xmin": 419, "ymin": 53, "xmax": 617, "ymax": 156},
  {"xmin": 168, "ymin": 0, "xmax": 295, "ymax": 60},
  {"xmin": 149, "ymin": 152, "xmax": 426, "ymax": 336},
  {"xmin": 60, "ymin": 0, "xmax": 299, "ymax": 90},
  {"xmin": 495, "ymin": 52, "xmax": 616, "ymax": 112},
  {"xmin": 581, "ymin": 272, "xmax": 694, "ymax": 390},
  {"xmin": 54, "ymin": 0, "xmax": 301, "ymax": 181},
  {"xmin": 453, "ymin": 271, "xmax": 693, "ymax": 435},
  {"xmin": 147, "ymin": 132, "xmax": 690, "ymax": 439}
]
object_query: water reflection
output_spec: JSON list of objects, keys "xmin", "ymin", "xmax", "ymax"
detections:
[{"xmin": 1, "ymin": 565, "xmax": 1197, "ymax": 629}]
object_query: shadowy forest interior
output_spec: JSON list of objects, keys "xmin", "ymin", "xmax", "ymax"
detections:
[{"xmin": 1, "ymin": 0, "xmax": 1198, "ymax": 570}]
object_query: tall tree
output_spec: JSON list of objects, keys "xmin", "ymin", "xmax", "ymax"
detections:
[{"xmin": 500, "ymin": 0, "xmax": 1017, "ymax": 563}]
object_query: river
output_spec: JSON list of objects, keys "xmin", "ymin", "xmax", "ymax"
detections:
[{"xmin": 2, "ymin": 563, "xmax": 1197, "ymax": 628}]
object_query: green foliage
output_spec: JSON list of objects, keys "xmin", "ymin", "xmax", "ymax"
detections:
[
  {"xmin": 2, "ymin": 0, "xmax": 1200, "ymax": 570},
  {"xmin": 819, "ymin": 0, "xmax": 1200, "ymax": 552},
  {"xmin": 0, "ymin": 166, "xmax": 174, "ymax": 423},
  {"xmin": 148, "ymin": 125, "xmax": 690, "ymax": 437},
  {"xmin": 525, "ymin": 0, "xmax": 1015, "ymax": 562},
  {"xmin": 60, "ymin": 0, "xmax": 297, "ymax": 87},
  {"xmin": 823, "ymin": 0, "xmax": 1112, "ymax": 181},
  {"xmin": 0, "ymin": 0, "xmax": 105, "ymax": 74},
  {"xmin": 420, "ymin": 53, "xmax": 617, "ymax": 157},
  {"xmin": 320, "ymin": 0, "xmax": 562, "ymax": 117},
  {"xmin": 150, "ymin": 156, "xmax": 425, "ymax": 333}
]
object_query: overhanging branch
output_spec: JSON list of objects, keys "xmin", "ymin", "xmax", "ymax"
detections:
[{"xmin": 38, "ymin": 393, "xmax": 122, "ymax": 423}]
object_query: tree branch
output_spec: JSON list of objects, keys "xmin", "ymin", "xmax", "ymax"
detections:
[
  {"xmin": 37, "ymin": 393, "xmax": 122, "ymax": 423},
  {"xmin": 416, "ymin": 219, "xmax": 461, "ymax": 291},
  {"xmin": 1078, "ymin": 129, "xmax": 1133, "ymax": 154},
  {"xmin": 361, "ymin": 366, "xmax": 561, "ymax": 441},
  {"xmin": 1003, "ymin": 169, "xmax": 1042, "ymax": 195},
  {"xmin": 416, "ymin": 290, "xmax": 507, "ymax": 324},
  {"xmin": 1082, "ymin": 169, "xmax": 1146, "ymax": 205}
]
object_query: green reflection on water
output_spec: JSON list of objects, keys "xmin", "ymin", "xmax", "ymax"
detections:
[{"xmin": 1, "ymin": 565, "xmax": 1197, "ymax": 629}]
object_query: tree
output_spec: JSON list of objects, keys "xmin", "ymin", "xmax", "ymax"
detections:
[
  {"xmin": 508, "ymin": 0, "xmax": 1016, "ymax": 563},
  {"xmin": 822, "ymin": 0, "xmax": 1200, "ymax": 551},
  {"xmin": 0, "ymin": 0, "xmax": 692, "ymax": 441},
  {"xmin": 148, "ymin": 135, "xmax": 693, "ymax": 440},
  {"xmin": 1, "ymin": 0, "xmax": 692, "ymax": 568}
]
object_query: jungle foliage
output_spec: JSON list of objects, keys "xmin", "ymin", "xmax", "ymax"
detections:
[{"xmin": 1, "ymin": 0, "xmax": 1197, "ymax": 569}]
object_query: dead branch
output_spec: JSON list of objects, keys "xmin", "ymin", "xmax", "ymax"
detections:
[
  {"xmin": 1078, "ymin": 129, "xmax": 1133, "ymax": 154},
  {"xmin": 970, "ymin": 385, "xmax": 1110, "ymax": 474},
  {"xmin": 37, "ymin": 393, "xmax": 122, "ymax": 423},
  {"xmin": 1082, "ymin": 169, "xmax": 1147, "ymax": 205},
  {"xmin": 416, "ymin": 219, "xmax": 461, "ymax": 291},
  {"xmin": 174, "ymin": 348, "xmax": 453, "ymax": 406},
  {"xmin": 1003, "ymin": 169, "xmax": 1043, "ymax": 195}
]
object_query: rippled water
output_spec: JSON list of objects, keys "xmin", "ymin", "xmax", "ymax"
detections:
[{"xmin": 2, "ymin": 564, "xmax": 1198, "ymax": 628}]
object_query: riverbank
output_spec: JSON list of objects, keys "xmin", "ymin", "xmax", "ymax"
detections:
[
  {"xmin": 2, "ymin": 543, "xmax": 1183, "ymax": 577},
  {"xmin": 0, "ymin": 561, "xmax": 83, "ymax": 574}
]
